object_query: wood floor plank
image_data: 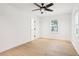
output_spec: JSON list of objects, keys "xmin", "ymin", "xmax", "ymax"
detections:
[{"xmin": 0, "ymin": 38, "xmax": 78, "ymax": 56}]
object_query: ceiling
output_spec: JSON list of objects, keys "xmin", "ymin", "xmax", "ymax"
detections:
[{"xmin": 7, "ymin": 3, "xmax": 78, "ymax": 16}]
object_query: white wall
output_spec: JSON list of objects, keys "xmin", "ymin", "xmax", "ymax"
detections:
[
  {"xmin": 71, "ymin": 6, "xmax": 79, "ymax": 54},
  {"xmin": 0, "ymin": 4, "xmax": 33, "ymax": 52},
  {"xmin": 39, "ymin": 13, "xmax": 72, "ymax": 41}
]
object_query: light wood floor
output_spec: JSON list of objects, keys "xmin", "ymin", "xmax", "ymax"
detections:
[{"xmin": 0, "ymin": 38, "xmax": 78, "ymax": 56}]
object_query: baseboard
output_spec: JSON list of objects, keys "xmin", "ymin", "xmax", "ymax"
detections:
[
  {"xmin": 39, "ymin": 37, "xmax": 70, "ymax": 42},
  {"xmin": 71, "ymin": 39, "xmax": 79, "ymax": 55}
]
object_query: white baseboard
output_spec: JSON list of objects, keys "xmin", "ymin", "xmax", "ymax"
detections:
[{"xmin": 71, "ymin": 39, "xmax": 79, "ymax": 55}]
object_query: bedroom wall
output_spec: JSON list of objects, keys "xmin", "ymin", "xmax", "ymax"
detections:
[
  {"xmin": 71, "ymin": 6, "xmax": 79, "ymax": 54},
  {"xmin": 0, "ymin": 4, "xmax": 33, "ymax": 52},
  {"xmin": 39, "ymin": 13, "xmax": 72, "ymax": 41}
]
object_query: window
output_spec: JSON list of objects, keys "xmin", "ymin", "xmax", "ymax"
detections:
[{"xmin": 51, "ymin": 20, "xmax": 58, "ymax": 32}]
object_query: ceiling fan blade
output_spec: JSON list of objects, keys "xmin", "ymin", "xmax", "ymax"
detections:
[
  {"xmin": 46, "ymin": 3, "xmax": 54, "ymax": 8},
  {"xmin": 34, "ymin": 3, "xmax": 41, "ymax": 7},
  {"xmin": 32, "ymin": 9, "xmax": 40, "ymax": 11},
  {"xmin": 45, "ymin": 8, "xmax": 53, "ymax": 12}
]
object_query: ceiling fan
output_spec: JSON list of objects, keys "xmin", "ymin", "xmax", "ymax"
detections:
[{"xmin": 32, "ymin": 3, "xmax": 54, "ymax": 14}]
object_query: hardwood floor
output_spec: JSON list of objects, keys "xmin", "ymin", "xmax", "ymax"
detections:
[{"xmin": 0, "ymin": 38, "xmax": 78, "ymax": 56}]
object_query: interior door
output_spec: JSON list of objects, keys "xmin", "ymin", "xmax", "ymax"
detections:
[{"xmin": 31, "ymin": 17, "xmax": 39, "ymax": 40}]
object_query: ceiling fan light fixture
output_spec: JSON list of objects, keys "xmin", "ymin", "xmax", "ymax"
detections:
[
  {"xmin": 33, "ymin": 3, "xmax": 54, "ymax": 14},
  {"xmin": 41, "ymin": 8, "xmax": 45, "ymax": 13}
]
